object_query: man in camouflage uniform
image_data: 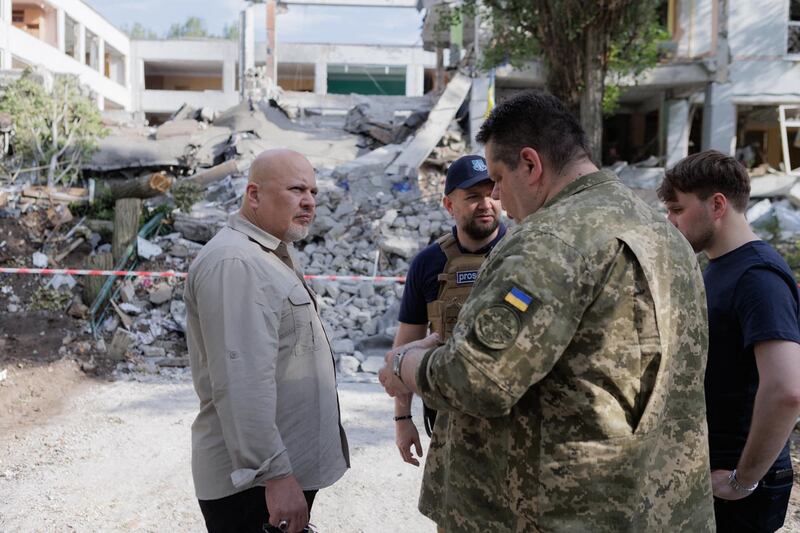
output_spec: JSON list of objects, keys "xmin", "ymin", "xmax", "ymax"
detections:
[{"xmin": 378, "ymin": 91, "xmax": 715, "ymax": 532}]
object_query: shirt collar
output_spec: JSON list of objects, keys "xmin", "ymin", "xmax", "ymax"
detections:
[
  {"xmin": 542, "ymin": 169, "xmax": 618, "ymax": 210},
  {"xmin": 227, "ymin": 212, "xmax": 282, "ymax": 251}
]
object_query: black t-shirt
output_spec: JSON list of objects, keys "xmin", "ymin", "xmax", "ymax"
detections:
[
  {"xmin": 704, "ymin": 240, "xmax": 800, "ymax": 472},
  {"xmin": 398, "ymin": 224, "xmax": 506, "ymax": 325}
]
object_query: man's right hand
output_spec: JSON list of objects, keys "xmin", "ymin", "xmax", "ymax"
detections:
[
  {"xmin": 266, "ymin": 475, "xmax": 308, "ymax": 533},
  {"xmin": 396, "ymin": 418, "xmax": 424, "ymax": 466}
]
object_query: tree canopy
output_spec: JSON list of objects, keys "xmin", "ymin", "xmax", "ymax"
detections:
[
  {"xmin": 0, "ymin": 72, "xmax": 106, "ymax": 187},
  {"xmin": 446, "ymin": 0, "xmax": 668, "ymax": 162},
  {"xmin": 123, "ymin": 17, "xmax": 240, "ymax": 41}
]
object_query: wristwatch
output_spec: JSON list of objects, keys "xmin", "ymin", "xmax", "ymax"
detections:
[
  {"xmin": 392, "ymin": 349, "xmax": 409, "ymax": 383},
  {"xmin": 728, "ymin": 469, "xmax": 758, "ymax": 496}
]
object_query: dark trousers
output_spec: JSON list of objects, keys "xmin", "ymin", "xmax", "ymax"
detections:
[
  {"xmin": 199, "ymin": 486, "xmax": 317, "ymax": 533},
  {"xmin": 714, "ymin": 471, "xmax": 793, "ymax": 533}
]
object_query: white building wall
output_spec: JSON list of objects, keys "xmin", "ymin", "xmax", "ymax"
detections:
[
  {"xmin": 259, "ymin": 42, "xmax": 436, "ymax": 96},
  {"xmin": 675, "ymin": 0, "xmax": 714, "ymax": 58},
  {"xmin": 131, "ymin": 40, "xmax": 239, "ymax": 114},
  {"xmin": 1, "ymin": 24, "xmax": 129, "ymax": 107},
  {"xmin": 0, "ymin": 0, "xmax": 12, "ymax": 69},
  {"xmin": 0, "ymin": 0, "xmax": 131, "ymax": 108},
  {"xmin": 727, "ymin": 0, "xmax": 800, "ymax": 105},
  {"xmin": 729, "ymin": 0, "xmax": 787, "ymax": 58}
]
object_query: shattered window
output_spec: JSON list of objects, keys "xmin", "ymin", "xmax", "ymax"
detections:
[{"xmin": 790, "ymin": 0, "xmax": 800, "ymax": 54}]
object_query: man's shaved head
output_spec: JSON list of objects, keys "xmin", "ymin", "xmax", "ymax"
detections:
[
  {"xmin": 241, "ymin": 149, "xmax": 318, "ymax": 242},
  {"xmin": 248, "ymin": 149, "xmax": 315, "ymax": 187}
]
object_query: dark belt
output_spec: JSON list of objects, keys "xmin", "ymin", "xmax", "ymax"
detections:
[{"xmin": 762, "ymin": 468, "xmax": 793, "ymax": 486}]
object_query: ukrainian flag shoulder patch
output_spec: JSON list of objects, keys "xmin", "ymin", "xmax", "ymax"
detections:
[{"xmin": 504, "ymin": 287, "xmax": 532, "ymax": 312}]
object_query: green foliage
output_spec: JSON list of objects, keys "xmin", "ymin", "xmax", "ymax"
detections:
[
  {"xmin": 604, "ymin": 21, "xmax": 670, "ymax": 114},
  {"xmin": 222, "ymin": 21, "xmax": 240, "ymax": 41},
  {"xmin": 443, "ymin": 1, "xmax": 666, "ymax": 109},
  {"xmin": 0, "ymin": 72, "xmax": 106, "ymax": 187},
  {"xmin": 29, "ymin": 286, "xmax": 73, "ymax": 312},
  {"xmin": 123, "ymin": 22, "xmax": 158, "ymax": 40},
  {"xmin": 126, "ymin": 17, "xmax": 238, "ymax": 41},
  {"xmin": 70, "ymin": 190, "xmax": 116, "ymax": 221},
  {"xmin": 167, "ymin": 16, "xmax": 209, "ymax": 39},
  {"xmin": 172, "ymin": 180, "xmax": 203, "ymax": 213}
]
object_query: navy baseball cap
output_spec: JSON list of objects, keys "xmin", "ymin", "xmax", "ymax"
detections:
[{"xmin": 444, "ymin": 155, "xmax": 491, "ymax": 195}]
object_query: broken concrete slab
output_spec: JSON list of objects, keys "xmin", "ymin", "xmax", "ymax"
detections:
[
  {"xmin": 108, "ymin": 328, "xmax": 136, "ymax": 360},
  {"xmin": 32, "ymin": 252, "xmax": 48, "ymax": 268},
  {"xmin": 749, "ymin": 174, "xmax": 798, "ymax": 199},
  {"xmin": 360, "ymin": 355, "xmax": 385, "ymax": 374},
  {"xmin": 747, "ymin": 199, "xmax": 773, "ymax": 223},
  {"xmin": 337, "ymin": 355, "xmax": 361, "ymax": 377},
  {"xmin": 137, "ymin": 236, "xmax": 163, "ymax": 260},
  {"xmin": 386, "ymin": 73, "xmax": 472, "ymax": 176},
  {"xmin": 379, "ymin": 235, "xmax": 419, "ymax": 259},
  {"xmin": 155, "ymin": 119, "xmax": 204, "ymax": 140},
  {"xmin": 148, "ymin": 283, "xmax": 174, "ymax": 305}
]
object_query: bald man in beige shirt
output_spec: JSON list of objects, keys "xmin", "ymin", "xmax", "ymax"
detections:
[{"xmin": 185, "ymin": 149, "xmax": 349, "ymax": 533}]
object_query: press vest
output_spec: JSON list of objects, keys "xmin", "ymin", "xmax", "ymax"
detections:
[{"xmin": 426, "ymin": 233, "xmax": 490, "ymax": 342}]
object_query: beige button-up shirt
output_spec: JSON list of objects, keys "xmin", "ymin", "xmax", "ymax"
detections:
[{"xmin": 185, "ymin": 212, "xmax": 349, "ymax": 500}]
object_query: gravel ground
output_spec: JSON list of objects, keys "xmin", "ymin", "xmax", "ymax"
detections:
[
  {"xmin": 1, "ymin": 364, "xmax": 798, "ymax": 533},
  {"xmin": 0, "ymin": 371, "xmax": 435, "ymax": 533}
]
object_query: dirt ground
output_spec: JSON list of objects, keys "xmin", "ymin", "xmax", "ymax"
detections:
[
  {"xmin": 1, "ymin": 360, "xmax": 799, "ymax": 532},
  {"xmin": 0, "ymin": 361, "xmax": 435, "ymax": 533}
]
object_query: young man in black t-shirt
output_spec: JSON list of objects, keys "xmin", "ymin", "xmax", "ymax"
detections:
[{"xmin": 659, "ymin": 150, "xmax": 800, "ymax": 532}]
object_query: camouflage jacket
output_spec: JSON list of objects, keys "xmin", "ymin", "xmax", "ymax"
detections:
[{"xmin": 416, "ymin": 171, "xmax": 714, "ymax": 532}]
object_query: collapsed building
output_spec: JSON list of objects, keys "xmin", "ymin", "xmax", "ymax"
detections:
[{"xmin": 2, "ymin": 0, "xmax": 800, "ymax": 376}]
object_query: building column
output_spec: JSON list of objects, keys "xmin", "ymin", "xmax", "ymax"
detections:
[
  {"xmin": 0, "ymin": 0, "xmax": 10, "ymax": 70},
  {"xmin": 97, "ymin": 37, "xmax": 105, "ymax": 75},
  {"xmin": 0, "ymin": 0, "xmax": 10, "ymax": 21},
  {"xmin": 313, "ymin": 62, "xmax": 327, "ymax": 94},
  {"xmin": 223, "ymin": 51, "xmax": 236, "ymax": 94},
  {"xmin": 244, "ymin": 5, "xmax": 255, "ymax": 71},
  {"xmin": 133, "ymin": 57, "xmax": 145, "ymax": 111},
  {"xmin": 405, "ymin": 64, "xmax": 424, "ymax": 97},
  {"xmin": 701, "ymin": 82, "xmax": 736, "ymax": 155},
  {"xmin": 123, "ymin": 53, "xmax": 129, "ymax": 88},
  {"xmin": 76, "ymin": 23, "xmax": 86, "ymax": 64},
  {"xmin": 469, "ymin": 75, "xmax": 491, "ymax": 149},
  {"xmin": 57, "ymin": 9, "xmax": 66, "ymax": 53},
  {"xmin": 96, "ymin": 94, "xmax": 104, "ymax": 111},
  {"xmin": 665, "ymin": 99, "xmax": 691, "ymax": 168},
  {"xmin": 265, "ymin": 0, "xmax": 277, "ymax": 83}
]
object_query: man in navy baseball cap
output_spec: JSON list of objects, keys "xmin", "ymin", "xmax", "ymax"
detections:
[{"xmin": 391, "ymin": 152, "xmax": 506, "ymax": 471}]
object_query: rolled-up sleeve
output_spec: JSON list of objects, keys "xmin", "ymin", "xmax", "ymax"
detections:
[
  {"xmin": 194, "ymin": 258, "xmax": 292, "ymax": 488},
  {"xmin": 417, "ymin": 233, "xmax": 593, "ymax": 418}
]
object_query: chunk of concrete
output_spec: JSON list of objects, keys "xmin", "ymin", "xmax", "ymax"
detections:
[
  {"xmin": 108, "ymin": 328, "xmax": 135, "ymax": 360},
  {"xmin": 337, "ymin": 355, "xmax": 361, "ymax": 377},
  {"xmin": 360, "ymin": 355, "xmax": 385, "ymax": 374},
  {"xmin": 379, "ymin": 235, "xmax": 419, "ymax": 259}
]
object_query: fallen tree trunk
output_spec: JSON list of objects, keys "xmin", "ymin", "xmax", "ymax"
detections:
[
  {"xmin": 93, "ymin": 172, "xmax": 174, "ymax": 200},
  {"xmin": 112, "ymin": 198, "xmax": 142, "ymax": 263},
  {"xmin": 185, "ymin": 159, "xmax": 249, "ymax": 187}
]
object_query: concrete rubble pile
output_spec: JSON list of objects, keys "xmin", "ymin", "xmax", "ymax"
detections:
[
  {"xmin": 0, "ymin": 77, "xmax": 473, "ymax": 379},
  {"xmin": 609, "ymin": 158, "xmax": 800, "ymax": 245}
]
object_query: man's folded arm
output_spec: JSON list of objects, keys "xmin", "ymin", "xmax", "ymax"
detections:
[{"xmin": 196, "ymin": 258, "xmax": 292, "ymax": 488}]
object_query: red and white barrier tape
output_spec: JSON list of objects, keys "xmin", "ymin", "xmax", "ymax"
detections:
[
  {"xmin": 0, "ymin": 267, "xmax": 405, "ymax": 283},
  {"xmin": 0, "ymin": 267, "xmax": 186, "ymax": 278}
]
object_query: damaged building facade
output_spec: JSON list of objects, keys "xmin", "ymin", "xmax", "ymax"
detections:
[
  {"xmin": 426, "ymin": 0, "xmax": 800, "ymax": 171},
  {"xmin": 0, "ymin": 0, "xmax": 436, "ymax": 121}
]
